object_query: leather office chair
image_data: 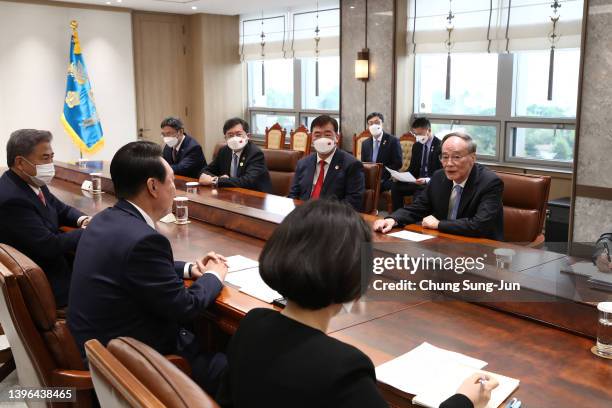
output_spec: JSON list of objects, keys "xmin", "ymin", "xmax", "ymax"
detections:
[
  {"xmin": 494, "ymin": 171, "xmax": 551, "ymax": 246},
  {"xmin": 262, "ymin": 148, "xmax": 303, "ymax": 196},
  {"xmin": 381, "ymin": 132, "xmax": 416, "ymax": 214},
  {"xmin": 289, "ymin": 125, "xmax": 311, "ymax": 155},
  {"xmin": 353, "ymin": 129, "xmax": 371, "ymax": 158},
  {"xmin": 0, "ymin": 244, "xmax": 93, "ymax": 407},
  {"xmin": 264, "ymin": 123, "xmax": 286, "ymax": 150},
  {"xmin": 0, "ymin": 324, "xmax": 15, "ymax": 382},
  {"xmin": 362, "ymin": 163, "xmax": 383, "ymax": 215},
  {"xmin": 212, "ymin": 141, "xmax": 226, "ymax": 161},
  {"xmin": 86, "ymin": 337, "xmax": 219, "ymax": 408}
]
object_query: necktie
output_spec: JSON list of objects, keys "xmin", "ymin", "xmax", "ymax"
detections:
[
  {"xmin": 38, "ymin": 191, "xmax": 46, "ymax": 206},
  {"xmin": 311, "ymin": 160, "xmax": 326, "ymax": 199},
  {"xmin": 448, "ymin": 185, "xmax": 463, "ymax": 220},
  {"xmin": 420, "ymin": 145, "xmax": 429, "ymax": 177},
  {"xmin": 372, "ymin": 139, "xmax": 380, "ymax": 163},
  {"xmin": 230, "ymin": 153, "xmax": 239, "ymax": 178},
  {"xmin": 172, "ymin": 147, "xmax": 178, "ymax": 162}
]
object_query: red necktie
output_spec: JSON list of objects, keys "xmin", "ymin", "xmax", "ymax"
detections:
[
  {"xmin": 311, "ymin": 160, "xmax": 326, "ymax": 199},
  {"xmin": 38, "ymin": 191, "xmax": 46, "ymax": 206},
  {"xmin": 172, "ymin": 148, "xmax": 178, "ymax": 162}
]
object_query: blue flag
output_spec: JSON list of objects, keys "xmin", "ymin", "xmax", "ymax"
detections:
[{"xmin": 61, "ymin": 20, "xmax": 104, "ymax": 154}]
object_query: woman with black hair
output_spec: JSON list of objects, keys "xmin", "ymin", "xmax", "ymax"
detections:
[{"xmin": 216, "ymin": 199, "xmax": 497, "ymax": 408}]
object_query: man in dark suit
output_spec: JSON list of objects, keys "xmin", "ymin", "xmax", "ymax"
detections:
[
  {"xmin": 68, "ymin": 141, "xmax": 228, "ymax": 393},
  {"xmin": 161, "ymin": 117, "xmax": 206, "ymax": 178},
  {"xmin": 360, "ymin": 112, "xmax": 402, "ymax": 192},
  {"xmin": 0, "ymin": 129, "xmax": 91, "ymax": 307},
  {"xmin": 390, "ymin": 117, "xmax": 443, "ymax": 211},
  {"xmin": 288, "ymin": 115, "xmax": 365, "ymax": 211},
  {"xmin": 199, "ymin": 117, "xmax": 272, "ymax": 193},
  {"xmin": 374, "ymin": 132, "xmax": 504, "ymax": 241},
  {"xmin": 593, "ymin": 231, "xmax": 612, "ymax": 272}
]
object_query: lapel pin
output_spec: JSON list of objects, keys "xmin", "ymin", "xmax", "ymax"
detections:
[
  {"xmin": 335, "ymin": 165, "xmax": 340, "ymax": 170},
  {"xmin": 240, "ymin": 162, "xmax": 244, "ymax": 167},
  {"xmin": 383, "ymin": 140, "xmax": 387, "ymax": 145}
]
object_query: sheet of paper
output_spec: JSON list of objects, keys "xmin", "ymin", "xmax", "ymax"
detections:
[
  {"xmin": 226, "ymin": 255, "xmax": 259, "ymax": 273},
  {"xmin": 388, "ymin": 230, "xmax": 435, "ymax": 242},
  {"xmin": 224, "ymin": 267, "xmax": 281, "ymax": 304},
  {"xmin": 386, "ymin": 167, "xmax": 416, "ymax": 183},
  {"xmin": 159, "ymin": 213, "xmax": 177, "ymax": 223}
]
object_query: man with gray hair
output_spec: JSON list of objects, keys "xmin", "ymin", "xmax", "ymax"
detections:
[
  {"xmin": 0, "ymin": 129, "xmax": 91, "ymax": 306},
  {"xmin": 374, "ymin": 132, "xmax": 504, "ymax": 240}
]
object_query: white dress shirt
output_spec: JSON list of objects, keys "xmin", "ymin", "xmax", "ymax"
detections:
[{"xmin": 312, "ymin": 148, "xmax": 337, "ymax": 187}]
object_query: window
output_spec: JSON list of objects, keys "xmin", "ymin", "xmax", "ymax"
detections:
[
  {"xmin": 508, "ymin": 126, "xmax": 575, "ymax": 164},
  {"xmin": 415, "ymin": 53, "xmax": 498, "ymax": 116},
  {"xmin": 247, "ymin": 59, "xmax": 294, "ymax": 109},
  {"xmin": 513, "ymin": 49, "xmax": 580, "ymax": 118},
  {"xmin": 251, "ymin": 113, "xmax": 297, "ymax": 136},
  {"xmin": 431, "ymin": 122, "xmax": 498, "ymax": 157},
  {"xmin": 300, "ymin": 114, "xmax": 340, "ymax": 132},
  {"xmin": 301, "ymin": 56, "xmax": 340, "ymax": 111}
]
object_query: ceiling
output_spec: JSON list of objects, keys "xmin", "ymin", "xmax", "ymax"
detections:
[{"xmin": 47, "ymin": 0, "xmax": 324, "ymax": 15}]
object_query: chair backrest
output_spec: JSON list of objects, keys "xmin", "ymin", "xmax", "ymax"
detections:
[
  {"xmin": 0, "ymin": 244, "xmax": 91, "ymax": 408},
  {"xmin": 264, "ymin": 123, "xmax": 286, "ymax": 150},
  {"xmin": 212, "ymin": 141, "xmax": 225, "ymax": 161},
  {"xmin": 494, "ymin": 171, "xmax": 551, "ymax": 244},
  {"xmin": 399, "ymin": 132, "xmax": 416, "ymax": 171},
  {"xmin": 289, "ymin": 125, "xmax": 311, "ymax": 155},
  {"xmin": 362, "ymin": 163, "xmax": 382, "ymax": 215},
  {"xmin": 85, "ymin": 339, "xmax": 165, "ymax": 408},
  {"xmin": 262, "ymin": 148, "xmax": 303, "ymax": 196},
  {"xmin": 353, "ymin": 129, "xmax": 371, "ymax": 159},
  {"xmin": 102, "ymin": 337, "xmax": 219, "ymax": 408}
]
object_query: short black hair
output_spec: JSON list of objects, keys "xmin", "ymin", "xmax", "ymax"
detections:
[
  {"xmin": 160, "ymin": 117, "xmax": 184, "ymax": 131},
  {"xmin": 223, "ymin": 117, "xmax": 250, "ymax": 134},
  {"xmin": 411, "ymin": 117, "xmax": 431, "ymax": 129},
  {"xmin": 6, "ymin": 129, "xmax": 53, "ymax": 167},
  {"xmin": 110, "ymin": 141, "xmax": 167, "ymax": 199},
  {"xmin": 259, "ymin": 199, "xmax": 371, "ymax": 310},
  {"xmin": 310, "ymin": 115, "xmax": 339, "ymax": 133},
  {"xmin": 366, "ymin": 112, "xmax": 384, "ymax": 123}
]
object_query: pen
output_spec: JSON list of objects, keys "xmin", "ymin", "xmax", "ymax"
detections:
[
  {"xmin": 604, "ymin": 242, "xmax": 611, "ymax": 262},
  {"xmin": 504, "ymin": 397, "xmax": 522, "ymax": 408}
]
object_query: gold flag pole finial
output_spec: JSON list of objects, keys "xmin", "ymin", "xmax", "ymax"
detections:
[
  {"xmin": 70, "ymin": 20, "xmax": 82, "ymax": 54},
  {"xmin": 70, "ymin": 20, "xmax": 78, "ymax": 30}
]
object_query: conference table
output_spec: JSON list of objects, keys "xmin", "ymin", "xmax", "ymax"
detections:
[{"xmin": 49, "ymin": 162, "xmax": 611, "ymax": 408}]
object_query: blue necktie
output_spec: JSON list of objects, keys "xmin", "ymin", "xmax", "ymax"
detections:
[
  {"xmin": 448, "ymin": 185, "xmax": 463, "ymax": 220},
  {"xmin": 372, "ymin": 139, "xmax": 380, "ymax": 162},
  {"xmin": 420, "ymin": 145, "xmax": 429, "ymax": 177},
  {"xmin": 230, "ymin": 153, "xmax": 239, "ymax": 178}
]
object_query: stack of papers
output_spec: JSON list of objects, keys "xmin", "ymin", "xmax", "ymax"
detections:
[
  {"xmin": 388, "ymin": 230, "xmax": 435, "ymax": 242},
  {"xmin": 562, "ymin": 261, "xmax": 612, "ymax": 292},
  {"xmin": 376, "ymin": 342, "xmax": 519, "ymax": 408},
  {"xmin": 224, "ymin": 256, "xmax": 281, "ymax": 303},
  {"xmin": 226, "ymin": 255, "xmax": 259, "ymax": 273},
  {"xmin": 386, "ymin": 167, "xmax": 416, "ymax": 183}
]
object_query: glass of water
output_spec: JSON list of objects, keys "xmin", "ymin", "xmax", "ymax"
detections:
[
  {"xmin": 595, "ymin": 302, "xmax": 612, "ymax": 358},
  {"xmin": 91, "ymin": 173, "xmax": 102, "ymax": 194},
  {"xmin": 185, "ymin": 181, "xmax": 199, "ymax": 195},
  {"xmin": 174, "ymin": 197, "xmax": 189, "ymax": 224}
]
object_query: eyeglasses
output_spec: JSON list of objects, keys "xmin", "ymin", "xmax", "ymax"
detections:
[
  {"xmin": 225, "ymin": 132, "xmax": 247, "ymax": 139},
  {"xmin": 439, "ymin": 153, "xmax": 471, "ymax": 163},
  {"xmin": 161, "ymin": 131, "xmax": 179, "ymax": 138}
]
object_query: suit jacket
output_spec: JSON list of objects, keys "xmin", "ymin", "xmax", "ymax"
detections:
[
  {"xmin": 288, "ymin": 149, "xmax": 365, "ymax": 212},
  {"xmin": 389, "ymin": 163, "xmax": 504, "ymax": 240},
  {"xmin": 201, "ymin": 141, "xmax": 272, "ymax": 193},
  {"xmin": 0, "ymin": 170, "xmax": 84, "ymax": 307},
  {"xmin": 216, "ymin": 308, "xmax": 473, "ymax": 408},
  {"xmin": 162, "ymin": 134, "xmax": 206, "ymax": 178},
  {"xmin": 407, "ymin": 136, "xmax": 443, "ymax": 179},
  {"xmin": 360, "ymin": 132, "xmax": 402, "ymax": 183},
  {"xmin": 67, "ymin": 199, "xmax": 223, "ymax": 358}
]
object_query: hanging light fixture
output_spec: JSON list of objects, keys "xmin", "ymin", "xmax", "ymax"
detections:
[
  {"xmin": 444, "ymin": 0, "xmax": 455, "ymax": 100},
  {"xmin": 314, "ymin": 0, "xmax": 321, "ymax": 97},
  {"xmin": 260, "ymin": 11, "xmax": 266, "ymax": 96},
  {"xmin": 547, "ymin": 0, "xmax": 561, "ymax": 101}
]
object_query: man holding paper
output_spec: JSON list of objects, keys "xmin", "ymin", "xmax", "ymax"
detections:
[
  {"xmin": 374, "ymin": 132, "xmax": 504, "ymax": 241},
  {"xmin": 360, "ymin": 112, "xmax": 402, "ymax": 192}
]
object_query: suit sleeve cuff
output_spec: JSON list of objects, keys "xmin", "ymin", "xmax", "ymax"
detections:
[
  {"xmin": 203, "ymin": 270, "xmax": 223, "ymax": 283},
  {"xmin": 440, "ymin": 393, "xmax": 474, "ymax": 408}
]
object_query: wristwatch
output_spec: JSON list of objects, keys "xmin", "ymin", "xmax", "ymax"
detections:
[{"xmin": 211, "ymin": 176, "xmax": 219, "ymax": 187}]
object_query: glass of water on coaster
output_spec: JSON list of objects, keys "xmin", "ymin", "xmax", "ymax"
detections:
[
  {"xmin": 593, "ymin": 302, "xmax": 612, "ymax": 359},
  {"xmin": 185, "ymin": 181, "xmax": 199, "ymax": 194},
  {"xmin": 174, "ymin": 197, "xmax": 189, "ymax": 224},
  {"xmin": 90, "ymin": 173, "xmax": 102, "ymax": 194}
]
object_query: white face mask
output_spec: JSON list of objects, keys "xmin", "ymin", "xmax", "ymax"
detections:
[
  {"xmin": 227, "ymin": 136, "xmax": 247, "ymax": 151},
  {"xmin": 163, "ymin": 136, "xmax": 179, "ymax": 148},
  {"xmin": 23, "ymin": 158, "xmax": 55, "ymax": 186},
  {"xmin": 369, "ymin": 124, "xmax": 383, "ymax": 137},
  {"xmin": 416, "ymin": 135, "xmax": 429, "ymax": 144},
  {"xmin": 313, "ymin": 137, "xmax": 336, "ymax": 155}
]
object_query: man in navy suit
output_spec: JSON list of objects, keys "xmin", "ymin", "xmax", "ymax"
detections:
[
  {"xmin": 199, "ymin": 117, "xmax": 272, "ymax": 193},
  {"xmin": 68, "ymin": 141, "xmax": 228, "ymax": 393},
  {"xmin": 288, "ymin": 115, "xmax": 365, "ymax": 211},
  {"xmin": 161, "ymin": 117, "xmax": 206, "ymax": 178},
  {"xmin": 374, "ymin": 132, "xmax": 504, "ymax": 241},
  {"xmin": 0, "ymin": 129, "xmax": 91, "ymax": 307},
  {"xmin": 360, "ymin": 112, "xmax": 402, "ymax": 192},
  {"xmin": 390, "ymin": 117, "xmax": 443, "ymax": 211}
]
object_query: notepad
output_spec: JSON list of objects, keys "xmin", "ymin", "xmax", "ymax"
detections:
[
  {"xmin": 226, "ymin": 255, "xmax": 259, "ymax": 273},
  {"xmin": 376, "ymin": 342, "xmax": 519, "ymax": 408},
  {"xmin": 388, "ymin": 230, "xmax": 435, "ymax": 242},
  {"xmin": 225, "ymin": 267, "xmax": 281, "ymax": 303},
  {"xmin": 386, "ymin": 167, "xmax": 417, "ymax": 183}
]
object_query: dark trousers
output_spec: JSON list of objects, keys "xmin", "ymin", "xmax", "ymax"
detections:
[
  {"xmin": 176, "ymin": 328, "xmax": 227, "ymax": 395},
  {"xmin": 381, "ymin": 178, "xmax": 394, "ymax": 192},
  {"xmin": 391, "ymin": 182, "xmax": 425, "ymax": 211}
]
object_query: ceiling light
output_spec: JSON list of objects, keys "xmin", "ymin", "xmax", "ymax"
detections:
[{"xmin": 191, "ymin": 6, "xmax": 198, "ymax": 10}]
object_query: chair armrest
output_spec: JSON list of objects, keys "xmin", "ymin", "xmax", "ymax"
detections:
[
  {"xmin": 51, "ymin": 369, "xmax": 92, "ymax": 390},
  {"xmin": 165, "ymin": 354, "xmax": 192, "ymax": 376}
]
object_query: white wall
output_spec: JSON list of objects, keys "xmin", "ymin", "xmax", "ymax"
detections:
[{"xmin": 0, "ymin": 1, "xmax": 137, "ymax": 166}]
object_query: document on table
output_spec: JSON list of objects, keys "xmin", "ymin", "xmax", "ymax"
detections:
[
  {"xmin": 386, "ymin": 167, "xmax": 416, "ymax": 183},
  {"xmin": 388, "ymin": 230, "xmax": 435, "ymax": 242},
  {"xmin": 225, "ymin": 267, "xmax": 281, "ymax": 303},
  {"xmin": 226, "ymin": 255, "xmax": 259, "ymax": 273},
  {"xmin": 376, "ymin": 342, "xmax": 519, "ymax": 408}
]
